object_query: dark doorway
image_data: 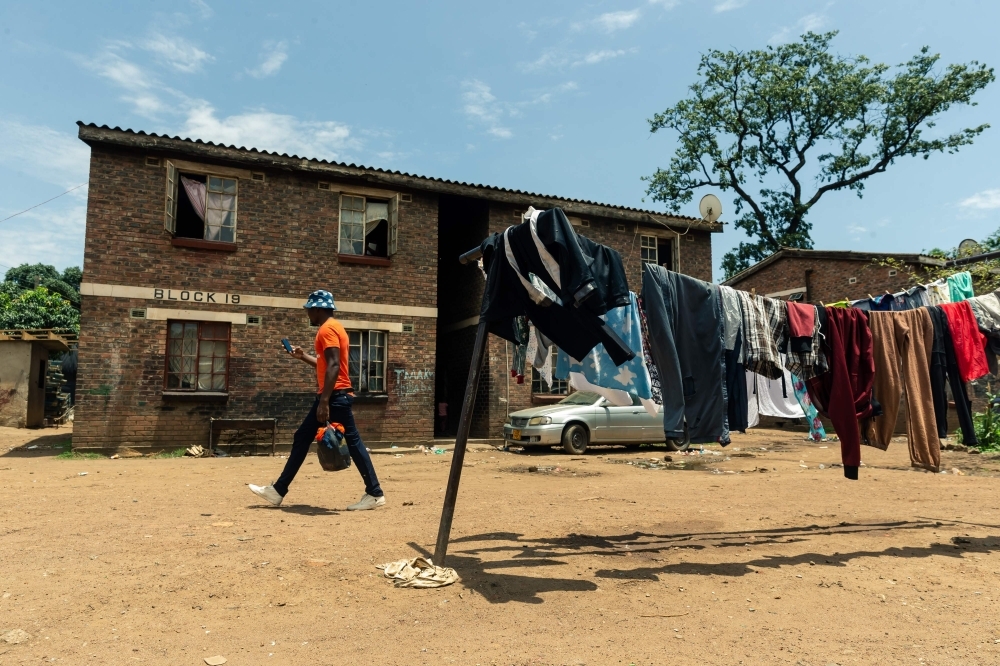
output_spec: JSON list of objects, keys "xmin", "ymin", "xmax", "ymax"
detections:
[
  {"xmin": 657, "ymin": 237, "xmax": 675, "ymax": 272},
  {"xmin": 434, "ymin": 196, "xmax": 489, "ymax": 437}
]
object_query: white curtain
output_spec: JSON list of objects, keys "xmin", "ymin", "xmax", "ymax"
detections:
[{"xmin": 181, "ymin": 176, "xmax": 206, "ymax": 221}]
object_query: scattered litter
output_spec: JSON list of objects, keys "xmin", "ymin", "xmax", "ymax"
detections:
[
  {"xmin": 185, "ymin": 445, "xmax": 206, "ymax": 457},
  {"xmin": 204, "ymin": 656, "xmax": 227, "ymax": 666},
  {"xmin": 377, "ymin": 557, "xmax": 459, "ymax": 588},
  {"xmin": 26, "ymin": 445, "xmax": 38, "ymax": 450},
  {"xmin": 1, "ymin": 629, "xmax": 30, "ymax": 644},
  {"xmin": 212, "ymin": 449, "xmax": 229, "ymax": 457},
  {"xmin": 110, "ymin": 454, "xmax": 120, "ymax": 459},
  {"xmin": 78, "ymin": 472, "xmax": 88, "ymax": 476},
  {"xmin": 952, "ymin": 468, "xmax": 965, "ymax": 476},
  {"xmin": 402, "ymin": 501, "xmax": 414, "ymax": 506},
  {"xmin": 395, "ymin": 454, "xmax": 404, "ymax": 458},
  {"xmin": 432, "ymin": 448, "xmax": 447, "ymax": 455}
]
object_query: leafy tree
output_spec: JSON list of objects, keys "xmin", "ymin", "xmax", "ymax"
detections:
[
  {"xmin": 645, "ymin": 32, "xmax": 995, "ymax": 278},
  {"xmin": 3, "ymin": 263, "xmax": 81, "ymax": 306},
  {"xmin": 0, "ymin": 286, "xmax": 80, "ymax": 330}
]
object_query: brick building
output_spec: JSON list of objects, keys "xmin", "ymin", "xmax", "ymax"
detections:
[
  {"xmin": 73, "ymin": 122, "xmax": 720, "ymax": 451},
  {"xmin": 722, "ymin": 248, "xmax": 946, "ymax": 304}
]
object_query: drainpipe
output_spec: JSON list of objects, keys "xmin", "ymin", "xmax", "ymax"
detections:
[{"xmin": 805, "ymin": 269, "xmax": 814, "ymax": 304}]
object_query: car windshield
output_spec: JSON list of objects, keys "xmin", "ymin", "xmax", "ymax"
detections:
[{"xmin": 557, "ymin": 391, "xmax": 600, "ymax": 405}]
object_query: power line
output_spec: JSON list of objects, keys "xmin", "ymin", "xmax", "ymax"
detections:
[{"xmin": 0, "ymin": 183, "xmax": 88, "ymax": 223}]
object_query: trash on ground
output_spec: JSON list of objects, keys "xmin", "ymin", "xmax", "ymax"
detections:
[
  {"xmin": 377, "ymin": 557, "xmax": 459, "ymax": 588},
  {"xmin": 1, "ymin": 629, "xmax": 30, "ymax": 644},
  {"xmin": 204, "ymin": 656, "xmax": 227, "ymax": 666},
  {"xmin": 185, "ymin": 445, "xmax": 205, "ymax": 457}
]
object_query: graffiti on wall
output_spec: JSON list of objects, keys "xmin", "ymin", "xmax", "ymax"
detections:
[{"xmin": 391, "ymin": 368, "xmax": 434, "ymax": 399}]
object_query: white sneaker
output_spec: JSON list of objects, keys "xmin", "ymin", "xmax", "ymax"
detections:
[
  {"xmin": 347, "ymin": 493, "xmax": 385, "ymax": 511},
  {"xmin": 249, "ymin": 484, "xmax": 283, "ymax": 506}
]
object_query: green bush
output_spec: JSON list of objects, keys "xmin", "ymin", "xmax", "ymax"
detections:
[{"xmin": 958, "ymin": 393, "xmax": 1000, "ymax": 451}]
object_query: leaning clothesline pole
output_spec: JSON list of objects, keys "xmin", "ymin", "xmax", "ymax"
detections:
[{"xmin": 433, "ymin": 244, "xmax": 487, "ymax": 566}]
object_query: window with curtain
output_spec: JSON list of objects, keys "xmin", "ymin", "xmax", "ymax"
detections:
[
  {"xmin": 166, "ymin": 166, "xmax": 238, "ymax": 243},
  {"xmin": 165, "ymin": 321, "xmax": 230, "ymax": 391},
  {"xmin": 339, "ymin": 195, "xmax": 393, "ymax": 258},
  {"xmin": 531, "ymin": 347, "xmax": 568, "ymax": 395}
]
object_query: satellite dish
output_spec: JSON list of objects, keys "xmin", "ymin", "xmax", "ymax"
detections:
[
  {"xmin": 958, "ymin": 238, "xmax": 981, "ymax": 257},
  {"xmin": 699, "ymin": 194, "xmax": 722, "ymax": 223}
]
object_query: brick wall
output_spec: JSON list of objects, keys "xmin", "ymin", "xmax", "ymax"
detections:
[
  {"xmin": 75, "ymin": 144, "xmax": 438, "ymax": 449},
  {"xmin": 727, "ymin": 257, "xmax": 932, "ymax": 305}
]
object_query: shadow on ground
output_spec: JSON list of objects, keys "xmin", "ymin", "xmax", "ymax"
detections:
[{"xmin": 414, "ymin": 519, "xmax": 1000, "ymax": 604}]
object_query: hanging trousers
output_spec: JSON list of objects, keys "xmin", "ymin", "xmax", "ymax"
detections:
[
  {"xmin": 928, "ymin": 306, "xmax": 978, "ymax": 445},
  {"xmin": 864, "ymin": 310, "xmax": 941, "ymax": 472},
  {"xmin": 724, "ymin": 329, "xmax": 748, "ymax": 433}
]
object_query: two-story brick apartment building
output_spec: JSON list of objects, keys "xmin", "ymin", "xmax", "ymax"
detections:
[{"xmin": 73, "ymin": 122, "xmax": 721, "ymax": 451}]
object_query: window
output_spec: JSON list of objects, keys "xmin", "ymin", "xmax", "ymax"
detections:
[
  {"xmin": 339, "ymin": 194, "xmax": 398, "ymax": 258},
  {"xmin": 531, "ymin": 347, "xmax": 568, "ymax": 395},
  {"xmin": 640, "ymin": 235, "xmax": 658, "ymax": 265},
  {"xmin": 348, "ymin": 330, "xmax": 387, "ymax": 394},
  {"xmin": 165, "ymin": 321, "xmax": 230, "ymax": 391},
  {"xmin": 164, "ymin": 161, "xmax": 239, "ymax": 243}
]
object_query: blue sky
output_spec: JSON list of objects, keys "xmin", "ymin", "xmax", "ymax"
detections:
[{"xmin": 1, "ymin": 0, "xmax": 998, "ymax": 281}]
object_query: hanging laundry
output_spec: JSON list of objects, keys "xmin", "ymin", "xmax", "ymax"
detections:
[
  {"xmin": 785, "ymin": 302, "xmax": 827, "ymax": 380},
  {"xmin": 863, "ymin": 310, "xmax": 941, "ymax": 472},
  {"xmin": 927, "ymin": 306, "xmax": 978, "ymax": 445},
  {"xmin": 510, "ymin": 316, "xmax": 529, "ymax": 384},
  {"xmin": 925, "ymin": 279, "xmax": 952, "ymax": 306},
  {"xmin": 806, "ymin": 307, "xmax": 876, "ymax": 480},
  {"xmin": 642, "ymin": 264, "xmax": 725, "ymax": 443},
  {"xmin": 947, "ymin": 271, "xmax": 974, "ymax": 302},
  {"xmin": 478, "ymin": 209, "xmax": 634, "ymax": 366},
  {"xmin": 968, "ymin": 292, "xmax": 1000, "ymax": 375},
  {"xmin": 718, "ymin": 285, "xmax": 744, "ymax": 353},
  {"xmin": 636, "ymin": 296, "xmax": 663, "ymax": 406},
  {"xmin": 725, "ymin": 329, "xmax": 749, "ymax": 434},
  {"xmin": 790, "ymin": 374, "xmax": 826, "ymax": 442},
  {"xmin": 747, "ymin": 368, "xmax": 805, "ymax": 419},
  {"xmin": 889, "ymin": 291, "xmax": 915, "ymax": 311},
  {"xmin": 734, "ymin": 291, "xmax": 787, "ymax": 380},
  {"xmin": 554, "ymin": 292, "xmax": 655, "ymax": 415},
  {"xmin": 851, "ymin": 298, "xmax": 873, "ymax": 311},
  {"xmin": 826, "ymin": 299, "xmax": 852, "ymax": 308},
  {"xmin": 528, "ymin": 327, "xmax": 556, "ymax": 390},
  {"xmin": 904, "ymin": 285, "xmax": 930, "ymax": 309},
  {"xmin": 939, "ymin": 301, "xmax": 989, "ymax": 382}
]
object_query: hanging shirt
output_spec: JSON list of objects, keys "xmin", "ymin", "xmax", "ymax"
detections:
[
  {"xmin": 925, "ymin": 280, "xmax": 952, "ymax": 306},
  {"xmin": 747, "ymin": 368, "xmax": 805, "ymax": 419},
  {"xmin": 947, "ymin": 271, "xmax": 974, "ymax": 302},
  {"xmin": 554, "ymin": 292, "xmax": 655, "ymax": 415},
  {"xmin": 734, "ymin": 291, "xmax": 787, "ymax": 380},
  {"xmin": 718, "ymin": 285, "xmax": 744, "ymax": 352},
  {"xmin": 940, "ymin": 300, "xmax": 989, "ymax": 382}
]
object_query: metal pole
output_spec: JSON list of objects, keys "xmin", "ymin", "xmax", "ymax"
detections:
[{"xmin": 433, "ymin": 318, "xmax": 489, "ymax": 566}]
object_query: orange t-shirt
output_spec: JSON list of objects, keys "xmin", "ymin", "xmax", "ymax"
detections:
[{"xmin": 314, "ymin": 318, "xmax": 352, "ymax": 393}]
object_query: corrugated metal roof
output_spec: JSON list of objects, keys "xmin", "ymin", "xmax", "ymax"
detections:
[{"xmin": 76, "ymin": 121, "xmax": 716, "ymax": 228}]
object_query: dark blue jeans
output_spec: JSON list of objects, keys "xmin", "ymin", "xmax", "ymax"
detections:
[{"xmin": 273, "ymin": 394, "xmax": 383, "ymax": 498}]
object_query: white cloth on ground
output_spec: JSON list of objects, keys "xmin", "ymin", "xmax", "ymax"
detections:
[{"xmin": 376, "ymin": 557, "xmax": 459, "ymax": 588}]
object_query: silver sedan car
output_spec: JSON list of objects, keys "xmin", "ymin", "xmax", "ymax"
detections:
[{"xmin": 502, "ymin": 391, "xmax": 689, "ymax": 454}]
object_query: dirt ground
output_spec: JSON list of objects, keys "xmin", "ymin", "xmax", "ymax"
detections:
[{"xmin": 3, "ymin": 425, "xmax": 1000, "ymax": 665}]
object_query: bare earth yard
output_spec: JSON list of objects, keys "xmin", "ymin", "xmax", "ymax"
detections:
[{"xmin": 3, "ymin": 424, "xmax": 1000, "ymax": 665}]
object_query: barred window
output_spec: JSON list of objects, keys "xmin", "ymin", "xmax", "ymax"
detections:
[
  {"xmin": 347, "ymin": 330, "xmax": 387, "ymax": 394},
  {"xmin": 640, "ymin": 235, "xmax": 658, "ymax": 265},
  {"xmin": 165, "ymin": 321, "xmax": 230, "ymax": 391}
]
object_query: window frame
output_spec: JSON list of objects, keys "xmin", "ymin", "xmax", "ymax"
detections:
[
  {"xmin": 347, "ymin": 329, "xmax": 389, "ymax": 395},
  {"xmin": 163, "ymin": 160, "xmax": 242, "ymax": 245},
  {"xmin": 163, "ymin": 320, "xmax": 232, "ymax": 393},
  {"xmin": 639, "ymin": 235, "xmax": 658, "ymax": 266},
  {"xmin": 337, "ymin": 192, "xmax": 400, "ymax": 260},
  {"xmin": 531, "ymin": 346, "xmax": 568, "ymax": 396}
]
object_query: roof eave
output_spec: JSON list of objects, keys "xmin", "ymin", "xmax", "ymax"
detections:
[{"xmin": 77, "ymin": 122, "xmax": 722, "ymax": 233}]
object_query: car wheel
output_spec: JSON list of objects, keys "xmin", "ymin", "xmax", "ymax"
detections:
[
  {"xmin": 663, "ymin": 423, "xmax": 691, "ymax": 452},
  {"xmin": 561, "ymin": 424, "xmax": 589, "ymax": 455}
]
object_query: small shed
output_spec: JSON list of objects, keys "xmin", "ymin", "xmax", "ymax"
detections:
[{"xmin": 0, "ymin": 330, "xmax": 72, "ymax": 428}]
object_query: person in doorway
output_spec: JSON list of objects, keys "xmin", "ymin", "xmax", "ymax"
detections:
[
  {"xmin": 249, "ymin": 290, "xmax": 385, "ymax": 510},
  {"xmin": 436, "ymin": 401, "xmax": 448, "ymax": 435}
]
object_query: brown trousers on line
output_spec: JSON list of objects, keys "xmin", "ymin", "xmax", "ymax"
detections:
[{"xmin": 863, "ymin": 309, "xmax": 941, "ymax": 472}]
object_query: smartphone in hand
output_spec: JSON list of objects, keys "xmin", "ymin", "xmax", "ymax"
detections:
[{"xmin": 281, "ymin": 338, "xmax": 293, "ymax": 354}]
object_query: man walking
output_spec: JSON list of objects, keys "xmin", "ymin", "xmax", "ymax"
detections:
[{"xmin": 249, "ymin": 290, "xmax": 385, "ymax": 510}]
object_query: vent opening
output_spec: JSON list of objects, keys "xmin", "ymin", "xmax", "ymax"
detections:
[
  {"xmin": 400, "ymin": 193, "xmax": 412, "ymax": 202},
  {"xmin": 402, "ymin": 323, "xmax": 415, "ymax": 333},
  {"xmin": 848, "ymin": 277, "xmax": 857, "ymax": 284},
  {"xmin": 251, "ymin": 172, "xmax": 265, "ymax": 182},
  {"xmin": 580, "ymin": 219, "xmax": 590, "ymax": 227},
  {"xmin": 318, "ymin": 182, "xmax": 331, "ymax": 191},
  {"xmin": 888, "ymin": 269, "xmax": 897, "ymax": 277},
  {"xmin": 130, "ymin": 308, "xmax": 147, "ymax": 319},
  {"xmin": 616, "ymin": 224, "xmax": 626, "ymax": 232},
  {"xmin": 247, "ymin": 315, "xmax": 262, "ymax": 325},
  {"xmin": 145, "ymin": 156, "xmax": 160, "ymax": 167}
]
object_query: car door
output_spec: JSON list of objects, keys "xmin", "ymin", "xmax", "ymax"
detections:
[
  {"xmin": 604, "ymin": 395, "xmax": 646, "ymax": 442},
  {"xmin": 639, "ymin": 403, "xmax": 665, "ymax": 442}
]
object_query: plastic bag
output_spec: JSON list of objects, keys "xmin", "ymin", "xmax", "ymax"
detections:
[{"xmin": 315, "ymin": 422, "xmax": 351, "ymax": 472}]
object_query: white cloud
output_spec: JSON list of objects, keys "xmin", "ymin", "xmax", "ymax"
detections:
[
  {"xmin": 847, "ymin": 223, "xmax": 867, "ymax": 241},
  {"xmin": 0, "ymin": 202, "xmax": 88, "ymax": 273},
  {"xmin": 770, "ymin": 12, "xmax": 829, "ymax": 44},
  {"xmin": 520, "ymin": 49, "xmax": 570, "ymax": 72},
  {"xmin": 574, "ymin": 48, "xmax": 636, "ymax": 66},
  {"xmin": 142, "ymin": 33, "xmax": 212, "ymax": 73},
  {"xmin": 181, "ymin": 103, "xmax": 358, "ymax": 160},
  {"xmin": 249, "ymin": 41, "xmax": 288, "ymax": 78},
  {"xmin": 461, "ymin": 79, "xmax": 512, "ymax": 139},
  {"xmin": 0, "ymin": 120, "xmax": 91, "ymax": 189},
  {"xmin": 81, "ymin": 48, "xmax": 170, "ymax": 117},
  {"xmin": 190, "ymin": 0, "xmax": 214, "ymax": 19},
  {"xmin": 648, "ymin": 0, "xmax": 680, "ymax": 6},
  {"xmin": 960, "ymin": 188, "xmax": 1000, "ymax": 211},
  {"xmin": 595, "ymin": 9, "xmax": 642, "ymax": 32},
  {"xmin": 714, "ymin": 0, "xmax": 748, "ymax": 12}
]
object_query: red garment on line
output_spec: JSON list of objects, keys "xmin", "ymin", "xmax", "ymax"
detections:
[
  {"xmin": 940, "ymin": 301, "xmax": 989, "ymax": 382},
  {"xmin": 806, "ymin": 307, "xmax": 875, "ymax": 479},
  {"xmin": 786, "ymin": 302, "xmax": 815, "ymax": 338}
]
